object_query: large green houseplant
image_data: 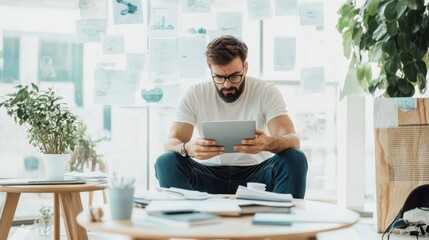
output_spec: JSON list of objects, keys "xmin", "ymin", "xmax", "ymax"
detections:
[
  {"xmin": 337, "ymin": 0, "xmax": 429, "ymax": 97},
  {"xmin": 337, "ymin": 0, "xmax": 429, "ymax": 233},
  {"xmin": 0, "ymin": 83, "xmax": 81, "ymax": 179}
]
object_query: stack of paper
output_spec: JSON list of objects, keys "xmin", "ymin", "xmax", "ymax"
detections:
[
  {"xmin": 235, "ymin": 186, "xmax": 293, "ymax": 202},
  {"xmin": 145, "ymin": 200, "xmax": 241, "ymax": 216},
  {"xmin": 134, "ymin": 187, "xmax": 222, "ymax": 206},
  {"xmin": 252, "ymin": 213, "xmax": 292, "ymax": 226},
  {"xmin": 143, "ymin": 211, "xmax": 220, "ymax": 227},
  {"xmin": 157, "ymin": 187, "xmax": 221, "ymax": 200},
  {"xmin": 65, "ymin": 171, "xmax": 108, "ymax": 185}
]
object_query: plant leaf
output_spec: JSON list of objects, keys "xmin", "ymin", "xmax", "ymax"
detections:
[
  {"xmin": 403, "ymin": 62, "xmax": 418, "ymax": 82},
  {"xmin": 369, "ymin": 42, "xmax": 383, "ymax": 61},
  {"xmin": 406, "ymin": 10, "xmax": 423, "ymax": 33},
  {"xmin": 396, "ymin": 1, "xmax": 408, "ymax": 18},
  {"xmin": 398, "ymin": 78, "xmax": 415, "ymax": 96},
  {"xmin": 415, "ymin": 60, "xmax": 427, "ymax": 77},
  {"xmin": 415, "ymin": 35, "xmax": 428, "ymax": 51},
  {"xmin": 373, "ymin": 23, "xmax": 387, "ymax": 40},
  {"xmin": 399, "ymin": 51, "xmax": 414, "ymax": 64},
  {"xmin": 397, "ymin": 33, "xmax": 411, "ymax": 50},
  {"xmin": 403, "ymin": 0, "xmax": 424, "ymax": 10},
  {"xmin": 368, "ymin": 0, "xmax": 381, "ymax": 16},
  {"xmin": 382, "ymin": 40, "xmax": 398, "ymax": 57},
  {"xmin": 342, "ymin": 29, "xmax": 353, "ymax": 58},
  {"xmin": 384, "ymin": 1, "xmax": 397, "ymax": 20},
  {"xmin": 410, "ymin": 43, "xmax": 426, "ymax": 59},
  {"xmin": 386, "ymin": 21, "xmax": 398, "ymax": 36},
  {"xmin": 417, "ymin": 72, "xmax": 427, "ymax": 93}
]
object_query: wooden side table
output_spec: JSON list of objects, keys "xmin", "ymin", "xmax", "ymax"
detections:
[{"xmin": 0, "ymin": 184, "xmax": 105, "ymax": 240}]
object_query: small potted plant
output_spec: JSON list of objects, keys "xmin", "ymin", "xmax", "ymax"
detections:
[
  {"xmin": 0, "ymin": 83, "xmax": 81, "ymax": 179},
  {"xmin": 36, "ymin": 205, "xmax": 54, "ymax": 236},
  {"xmin": 69, "ymin": 123, "xmax": 106, "ymax": 173}
]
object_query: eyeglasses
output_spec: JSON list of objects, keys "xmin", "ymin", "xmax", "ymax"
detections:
[{"xmin": 211, "ymin": 71, "xmax": 244, "ymax": 85}]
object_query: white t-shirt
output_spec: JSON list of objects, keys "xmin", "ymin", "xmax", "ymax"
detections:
[{"xmin": 175, "ymin": 76, "xmax": 288, "ymax": 166}]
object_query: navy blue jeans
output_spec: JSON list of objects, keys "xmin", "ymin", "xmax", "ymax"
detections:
[{"xmin": 154, "ymin": 148, "xmax": 308, "ymax": 199}]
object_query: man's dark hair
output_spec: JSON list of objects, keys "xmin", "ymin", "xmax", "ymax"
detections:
[{"xmin": 205, "ymin": 35, "xmax": 248, "ymax": 68}]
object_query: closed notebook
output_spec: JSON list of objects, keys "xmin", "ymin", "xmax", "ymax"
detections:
[
  {"xmin": 145, "ymin": 211, "xmax": 220, "ymax": 227},
  {"xmin": 252, "ymin": 213, "xmax": 292, "ymax": 226}
]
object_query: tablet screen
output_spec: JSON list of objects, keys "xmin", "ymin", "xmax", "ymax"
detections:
[{"xmin": 202, "ymin": 120, "xmax": 256, "ymax": 153}]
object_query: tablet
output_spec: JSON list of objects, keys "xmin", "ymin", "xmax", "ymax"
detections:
[{"xmin": 202, "ymin": 120, "xmax": 256, "ymax": 153}]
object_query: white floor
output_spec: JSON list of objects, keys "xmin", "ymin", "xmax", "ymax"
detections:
[{"xmin": 8, "ymin": 217, "xmax": 428, "ymax": 240}]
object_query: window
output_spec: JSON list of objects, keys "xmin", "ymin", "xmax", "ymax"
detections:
[
  {"xmin": 0, "ymin": 37, "xmax": 20, "ymax": 83},
  {"xmin": 0, "ymin": 1, "xmax": 359, "ymax": 216}
]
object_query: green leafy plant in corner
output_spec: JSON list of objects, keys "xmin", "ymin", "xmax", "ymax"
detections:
[
  {"xmin": 337, "ymin": 0, "xmax": 429, "ymax": 97},
  {"xmin": 0, "ymin": 83, "xmax": 80, "ymax": 154}
]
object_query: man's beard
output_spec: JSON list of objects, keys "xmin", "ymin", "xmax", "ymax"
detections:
[{"xmin": 216, "ymin": 81, "xmax": 245, "ymax": 103}]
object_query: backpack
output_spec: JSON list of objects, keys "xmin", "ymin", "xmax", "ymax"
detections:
[{"xmin": 382, "ymin": 184, "xmax": 429, "ymax": 239}]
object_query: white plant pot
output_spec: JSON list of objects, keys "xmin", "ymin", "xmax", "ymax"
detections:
[{"xmin": 43, "ymin": 154, "xmax": 69, "ymax": 180}]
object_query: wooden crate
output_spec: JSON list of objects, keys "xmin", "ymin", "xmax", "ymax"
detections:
[{"xmin": 374, "ymin": 98, "xmax": 429, "ymax": 232}]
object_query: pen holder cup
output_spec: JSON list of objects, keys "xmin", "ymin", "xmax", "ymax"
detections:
[{"xmin": 108, "ymin": 187, "xmax": 135, "ymax": 220}]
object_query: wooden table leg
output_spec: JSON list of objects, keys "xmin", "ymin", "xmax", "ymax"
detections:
[
  {"xmin": 60, "ymin": 192, "xmax": 77, "ymax": 240},
  {"xmin": 0, "ymin": 192, "xmax": 20, "ymax": 240},
  {"xmin": 71, "ymin": 192, "xmax": 88, "ymax": 240},
  {"xmin": 54, "ymin": 193, "xmax": 60, "ymax": 240},
  {"xmin": 60, "ymin": 192, "xmax": 88, "ymax": 240},
  {"xmin": 88, "ymin": 191, "xmax": 93, "ymax": 206}
]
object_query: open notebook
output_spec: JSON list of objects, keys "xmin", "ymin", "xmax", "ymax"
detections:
[{"xmin": 0, "ymin": 178, "xmax": 85, "ymax": 185}]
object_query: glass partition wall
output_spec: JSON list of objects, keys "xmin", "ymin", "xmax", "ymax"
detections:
[{"xmin": 0, "ymin": 0, "xmax": 355, "ymax": 218}]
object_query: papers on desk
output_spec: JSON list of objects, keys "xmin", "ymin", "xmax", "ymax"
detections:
[
  {"xmin": 65, "ymin": 171, "xmax": 108, "ymax": 185},
  {"xmin": 157, "ymin": 187, "xmax": 220, "ymax": 200},
  {"xmin": 134, "ymin": 187, "xmax": 221, "ymax": 205},
  {"xmin": 253, "ymin": 213, "xmax": 293, "ymax": 226},
  {"xmin": 235, "ymin": 186, "xmax": 293, "ymax": 202},
  {"xmin": 254, "ymin": 208, "xmax": 354, "ymax": 224},
  {"xmin": 138, "ymin": 187, "xmax": 293, "ymax": 217},
  {"xmin": 143, "ymin": 211, "xmax": 220, "ymax": 228},
  {"xmin": 145, "ymin": 200, "xmax": 241, "ymax": 216}
]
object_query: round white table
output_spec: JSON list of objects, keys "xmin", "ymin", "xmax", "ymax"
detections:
[{"xmin": 77, "ymin": 199, "xmax": 359, "ymax": 240}]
